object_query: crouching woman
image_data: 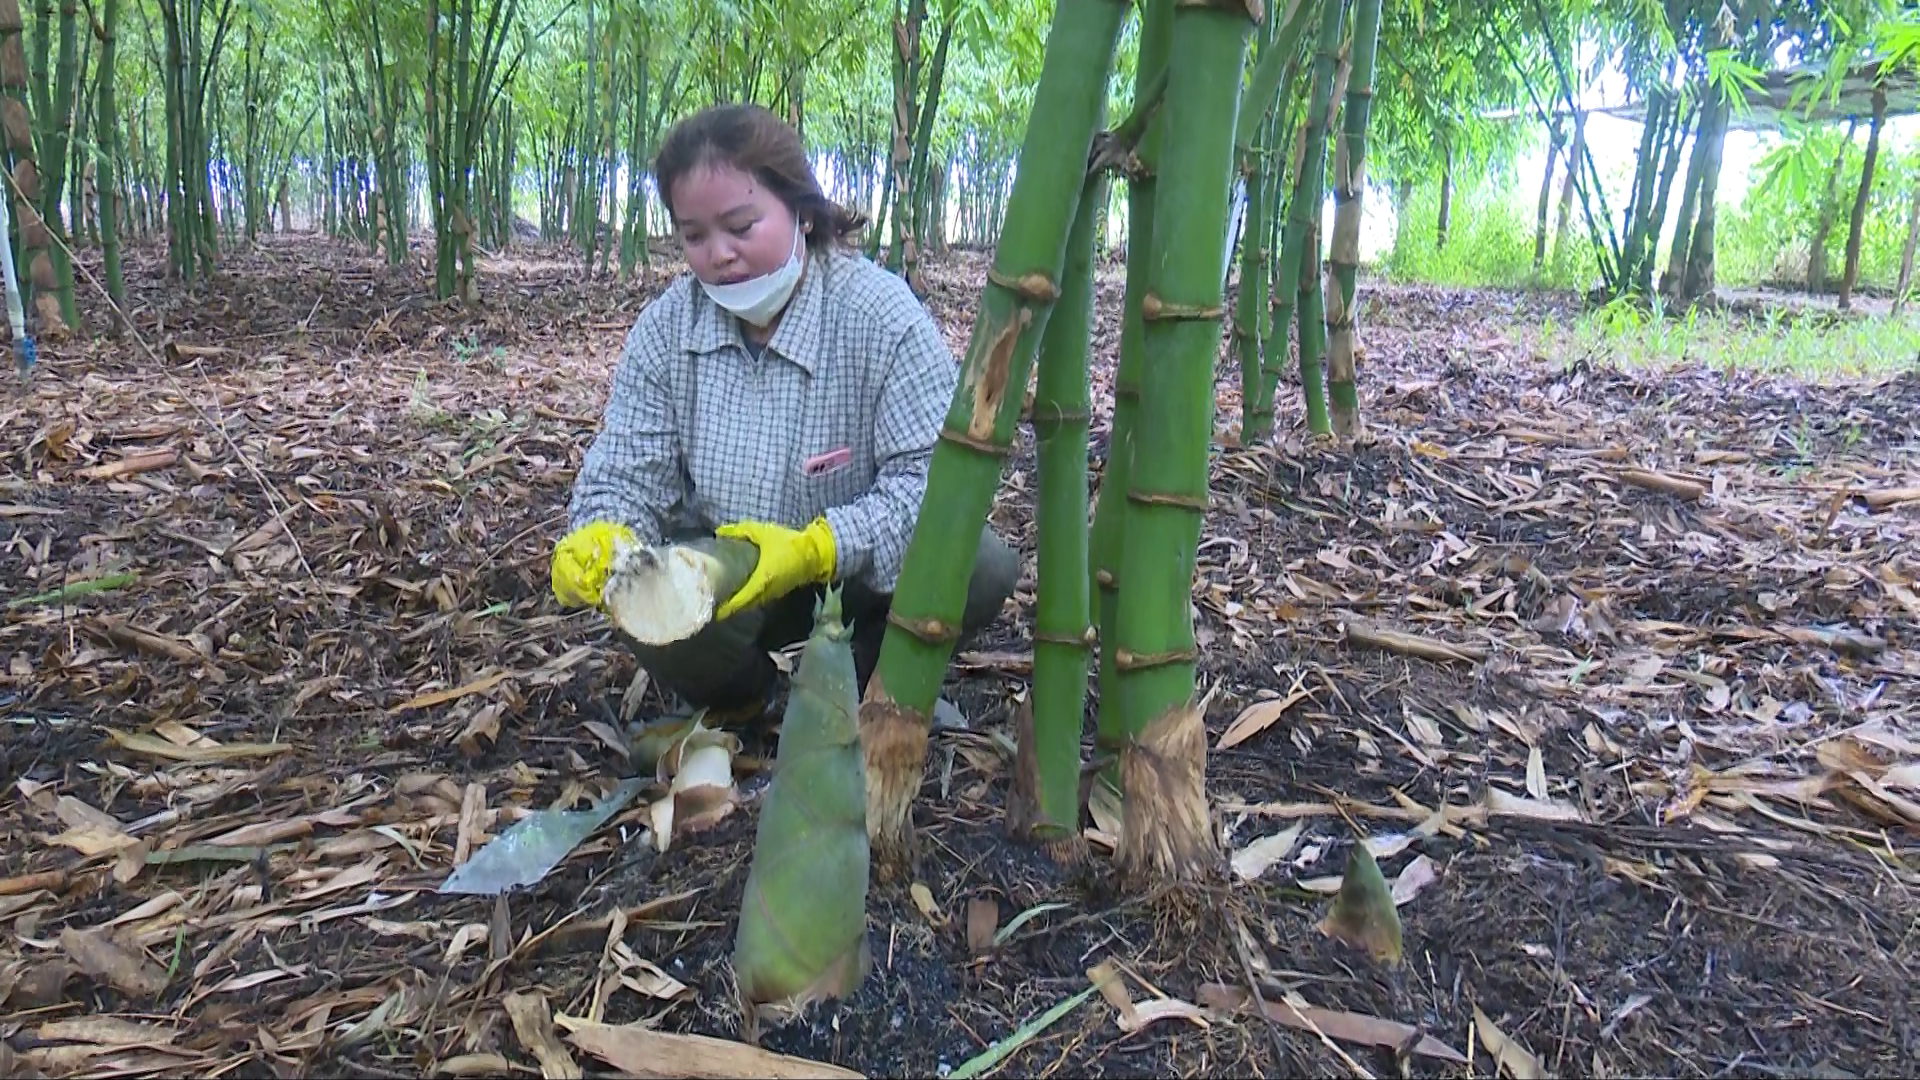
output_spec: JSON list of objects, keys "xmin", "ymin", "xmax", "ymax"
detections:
[{"xmin": 550, "ymin": 103, "xmax": 1018, "ymax": 728}]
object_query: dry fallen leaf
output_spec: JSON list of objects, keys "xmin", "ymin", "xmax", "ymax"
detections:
[
  {"xmin": 1391, "ymin": 854, "xmax": 1440, "ymax": 906},
  {"xmin": 59, "ymin": 928, "xmax": 170, "ymax": 1000},
  {"xmin": 1231, "ymin": 822, "xmax": 1305, "ymax": 881},
  {"xmin": 503, "ymin": 990, "xmax": 582, "ymax": 1080},
  {"xmin": 1197, "ymin": 983, "xmax": 1466, "ymax": 1063},
  {"xmin": 561, "ymin": 1017, "xmax": 863, "ymax": 1078},
  {"xmin": 909, "ymin": 882, "xmax": 947, "ymax": 927},
  {"xmin": 1217, "ymin": 681, "xmax": 1312, "ymax": 750},
  {"xmin": 1473, "ymin": 1004, "xmax": 1546, "ymax": 1080}
]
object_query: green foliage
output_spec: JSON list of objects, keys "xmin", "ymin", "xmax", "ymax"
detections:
[
  {"xmin": 1380, "ymin": 171, "xmax": 1582, "ymax": 289},
  {"xmin": 1546, "ymin": 296, "xmax": 1920, "ymax": 379},
  {"xmin": 1719, "ymin": 135, "xmax": 1920, "ymax": 292}
]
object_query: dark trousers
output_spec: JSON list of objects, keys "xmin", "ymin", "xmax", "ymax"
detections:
[{"xmin": 623, "ymin": 525, "xmax": 1021, "ymax": 714}]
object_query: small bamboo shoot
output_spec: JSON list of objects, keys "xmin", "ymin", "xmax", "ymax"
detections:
[{"xmin": 732, "ymin": 588, "xmax": 871, "ymax": 1039}]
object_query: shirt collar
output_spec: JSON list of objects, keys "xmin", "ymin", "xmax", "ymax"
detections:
[{"xmin": 685, "ymin": 249, "xmax": 827, "ymax": 375}]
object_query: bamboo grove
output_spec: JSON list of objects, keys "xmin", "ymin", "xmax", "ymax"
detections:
[
  {"xmin": 2, "ymin": 0, "xmax": 1902, "ymax": 349},
  {"xmin": 0, "ymin": 0, "xmax": 1043, "ymax": 333}
]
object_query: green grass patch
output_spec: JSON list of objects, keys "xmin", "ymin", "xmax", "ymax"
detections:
[{"xmin": 1539, "ymin": 296, "xmax": 1920, "ymax": 380}]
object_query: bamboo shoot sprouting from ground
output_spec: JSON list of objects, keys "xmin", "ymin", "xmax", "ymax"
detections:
[
  {"xmin": 860, "ymin": 0, "xmax": 1127, "ymax": 865},
  {"xmin": 1233, "ymin": 0, "xmax": 1311, "ymax": 443},
  {"xmin": 1266, "ymin": 0, "xmax": 1344, "ymax": 437},
  {"xmin": 1089, "ymin": 0, "xmax": 1171, "ymax": 773},
  {"xmin": 1015, "ymin": 166, "xmax": 1105, "ymax": 850},
  {"xmin": 601, "ymin": 536, "xmax": 760, "ymax": 646},
  {"xmin": 1106, "ymin": 0, "xmax": 1252, "ymax": 882},
  {"xmin": 1322, "ymin": 0, "xmax": 1380, "ymax": 441},
  {"xmin": 733, "ymin": 588, "xmax": 870, "ymax": 1043}
]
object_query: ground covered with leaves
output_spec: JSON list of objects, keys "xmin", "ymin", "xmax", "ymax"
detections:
[{"xmin": 1, "ymin": 236, "xmax": 1915, "ymax": 1079}]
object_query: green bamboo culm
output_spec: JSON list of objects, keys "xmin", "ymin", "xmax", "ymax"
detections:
[
  {"xmin": 1233, "ymin": 0, "xmax": 1314, "ymax": 443},
  {"xmin": 860, "ymin": 0, "xmax": 1128, "ymax": 865},
  {"xmin": 1323, "ymin": 0, "xmax": 1381, "ymax": 440},
  {"xmin": 1107, "ymin": 0, "xmax": 1255, "ymax": 881},
  {"xmin": 1015, "ymin": 165, "xmax": 1107, "ymax": 848},
  {"xmin": 94, "ymin": 0, "xmax": 126, "ymax": 310},
  {"xmin": 732, "ymin": 587, "xmax": 871, "ymax": 1038},
  {"xmin": 1088, "ymin": 0, "xmax": 1174, "ymax": 774},
  {"xmin": 1265, "ymin": 0, "xmax": 1346, "ymax": 436}
]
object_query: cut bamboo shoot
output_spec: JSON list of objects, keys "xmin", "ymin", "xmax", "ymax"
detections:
[{"xmin": 601, "ymin": 536, "xmax": 759, "ymax": 645}]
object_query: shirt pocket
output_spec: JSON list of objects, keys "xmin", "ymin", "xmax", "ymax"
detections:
[{"xmin": 797, "ymin": 436, "xmax": 866, "ymax": 514}]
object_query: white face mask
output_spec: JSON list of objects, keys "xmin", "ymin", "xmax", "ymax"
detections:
[{"xmin": 699, "ymin": 224, "xmax": 804, "ymax": 328}]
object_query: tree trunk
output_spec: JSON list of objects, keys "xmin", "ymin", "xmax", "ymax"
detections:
[
  {"xmin": 95, "ymin": 0, "xmax": 125, "ymax": 311},
  {"xmin": 1638, "ymin": 99, "xmax": 1691, "ymax": 294},
  {"xmin": 1807, "ymin": 117, "xmax": 1858, "ymax": 293},
  {"xmin": 906, "ymin": 13, "xmax": 951, "ymax": 271},
  {"xmin": 1550, "ymin": 110, "xmax": 1582, "ymax": 270},
  {"xmin": 1678, "ymin": 84, "xmax": 1730, "ymax": 304},
  {"xmin": 1233, "ymin": 0, "xmax": 1310, "ymax": 444},
  {"xmin": 1107, "ymin": 0, "xmax": 1251, "ymax": 885},
  {"xmin": 1089, "ymin": 0, "xmax": 1171, "ymax": 774},
  {"xmin": 1016, "ymin": 168, "xmax": 1104, "ymax": 850},
  {"xmin": 0, "ymin": 0, "xmax": 65, "ymax": 336},
  {"xmin": 885, "ymin": 0, "xmax": 925, "ymax": 284},
  {"xmin": 859, "ymin": 0, "xmax": 1126, "ymax": 867},
  {"xmin": 1534, "ymin": 119, "xmax": 1563, "ymax": 270},
  {"xmin": 38, "ymin": 0, "xmax": 80, "ymax": 326},
  {"xmin": 1837, "ymin": 86, "xmax": 1886, "ymax": 313},
  {"xmin": 1324, "ymin": 0, "xmax": 1381, "ymax": 440},
  {"xmin": 1435, "ymin": 141, "xmax": 1452, "ymax": 250},
  {"xmin": 1894, "ymin": 184, "xmax": 1918, "ymax": 315},
  {"xmin": 1268, "ymin": 0, "xmax": 1345, "ymax": 438}
]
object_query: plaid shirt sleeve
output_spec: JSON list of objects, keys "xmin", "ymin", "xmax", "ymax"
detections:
[
  {"xmin": 822, "ymin": 296, "xmax": 954, "ymax": 592},
  {"xmin": 566, "ymin": 284, "xmax": 688, "ymax": 543}
]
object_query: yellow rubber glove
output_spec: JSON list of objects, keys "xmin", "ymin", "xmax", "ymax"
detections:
[
  {"xmin": 551, "ymin": 521, "xmax": 638, "ymax": 609},
  {"xmin": 713, "ymin": 517, "xmax": 837, "ymax": 619}
]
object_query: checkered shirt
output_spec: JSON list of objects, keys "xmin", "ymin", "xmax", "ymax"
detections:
[{"xmin": 568, "ymin": 248, "xmax": 957, "ymax": 593}]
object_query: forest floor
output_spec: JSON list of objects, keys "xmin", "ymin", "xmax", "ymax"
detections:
[{"xmin": 1, "ymin": 234, "xmax": 1916, "ymax": 1080}]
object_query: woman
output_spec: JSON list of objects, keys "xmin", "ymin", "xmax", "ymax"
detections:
[{"xmin": 552, "ymin": 104, "xmax": 1018, "ymax": 728}]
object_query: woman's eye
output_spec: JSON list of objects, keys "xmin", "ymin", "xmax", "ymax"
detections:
[{"xmin": 729, "ymin": 223, "xmax": 753, "ymax": 238}]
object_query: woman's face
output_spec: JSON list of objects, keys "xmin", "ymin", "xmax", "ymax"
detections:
[{"xmin": 669, "ymin": 161, "xmax": 800, "ymax": 286}]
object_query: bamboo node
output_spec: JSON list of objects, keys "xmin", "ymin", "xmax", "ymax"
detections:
[
  {"xmin": 937, "ymin": 427, "xmax": 1014, "ymax": 458},
  {"xmin": 1034, "ymin": 627, "xmax": 1096, "ymax": 649},
  {"xmin": 1127, "ymin": 490, "xmax": 1210, "ymax": 511},
  {"xmin": 986, "ymin": 266, "xmax": 1061, "ymax": 304},
  {"xmin": 1142, "ymin": 297, "xmax": 1227, "ymax": 322},
  {"xmin": 1029, "ymin": 402, "xmax": 1092, "ymax": 429},
  {"xmin": 1113, "ymin": 646, "xmax": 1197, "ymax": 671},
  {"xmin": 885, "ymin": 610, "xmax": 957, "ymax": 645}
]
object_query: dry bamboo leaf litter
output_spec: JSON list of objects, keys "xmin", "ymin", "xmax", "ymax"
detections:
[{"xmin": 0, "ymin": 247, "xmax": 1910, "ymax": 1079}]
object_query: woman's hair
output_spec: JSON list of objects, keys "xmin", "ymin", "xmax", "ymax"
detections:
[{"xmin": 653, "ymin": 104, "xmax": 867, "ymax": 253}]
